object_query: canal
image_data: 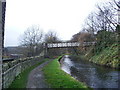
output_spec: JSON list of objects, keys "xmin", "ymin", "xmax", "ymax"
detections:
[{"xmin": 60, "ymin": 55, "xmax": 120, "ymax": 88}]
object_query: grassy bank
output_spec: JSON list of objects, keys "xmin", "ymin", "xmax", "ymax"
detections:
[
  {"xmin": 9, "ymin": 59, "xmax": 48, "ymax": 88},
  {"xmin": 42, "ymin": 56, "xmax": 89, "ymax": 88},
  {"xmin": 86, "ymin": 44, "xmax": 120, "ymax": 69}
]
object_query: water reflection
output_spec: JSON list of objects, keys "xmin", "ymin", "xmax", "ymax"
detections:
[
  {"xmin": 61, "ymin": 55, "xmax": 119, "ymax": 88},
  {"xmin": 61, "ymin": 55, "xmax": 74, "ymax": 74}
]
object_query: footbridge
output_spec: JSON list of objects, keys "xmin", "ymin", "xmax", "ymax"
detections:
[
  {"xmin": 46, "ymin": 42, "xmax": 95, "ymax": 48},
  {"xmin": 43, "ymin": 42, "xmax": 95, "ymax": 56}
]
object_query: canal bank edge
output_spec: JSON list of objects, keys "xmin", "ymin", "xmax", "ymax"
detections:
[
  {"xmin": 85, "ymin": 44, "xmax": 120, "ymax": 69},
  {"xmin": 42, "ymin": 56, "xmax": 90, "ymax": 88}
]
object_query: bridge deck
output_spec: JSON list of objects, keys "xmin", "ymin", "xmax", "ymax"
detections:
[{"xmin": 45, "ymin": 42, "xmax": 95, "ymax": 48}]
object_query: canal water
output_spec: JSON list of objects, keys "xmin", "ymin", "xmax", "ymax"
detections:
[{"xmin": 60, "ymin": 55, "xmax": 120, "ymax": 88}]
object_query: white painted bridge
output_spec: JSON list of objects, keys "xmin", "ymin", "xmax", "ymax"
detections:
[{"xmin": 44, "ymin": 42, "xmax": 96, "ymax": 48}]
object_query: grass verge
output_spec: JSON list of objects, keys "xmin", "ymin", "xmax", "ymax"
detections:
[
  {"xmin": 9, "ymin": 59, "xmax": 48, "ymax": 88},
  {"xmin": 43, "ymin": 56, "xmax": 89, "ymax": 88}
]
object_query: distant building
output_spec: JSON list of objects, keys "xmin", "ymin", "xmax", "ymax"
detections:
[
  {"xmin": 3, "ymin": 47, "xmax": 24, "ymax": 59},
  {"xmin": 10, "ymin": 54, "xmax": 24, "ymax": 59}
]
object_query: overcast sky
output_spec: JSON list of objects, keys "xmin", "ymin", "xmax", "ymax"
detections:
[{"xmin": 4, "ymin": 0, "xmax": 109, "ymax": 47}]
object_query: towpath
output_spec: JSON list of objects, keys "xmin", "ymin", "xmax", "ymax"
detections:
[{"xmin": 26, "ymin": 59, "xmax": 53, "ymax": 88}]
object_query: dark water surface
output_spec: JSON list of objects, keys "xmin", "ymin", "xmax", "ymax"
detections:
[{"xmin": 61, "ymin": 55, "xmax": 120, "ymax": 88}]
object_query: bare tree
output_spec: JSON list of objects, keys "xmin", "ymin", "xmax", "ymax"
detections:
[
  {"xmin": 70, "ymin": 0, "xmax": 119, "ymax": 55},
  {"xmin": 95, "ymin": 3, "xmax": 117, "ymax": 31},
  {"xmin": 83, "ymin": 0, "xmax": 119, "ymax": 34},
  {"xmin": 20, "ymin": 26, "xmax": 44, "ymax": 56},
  {"xmin": 44, "ymin": 30, "xmax": 60, "ymax": 43},
  {"xmin": 113, "ymin": 0, "xmax": 120, "ymax": 10},
  {"xmin": 44, "ymin": 30, "xmax": 62, "ymax": 57}
]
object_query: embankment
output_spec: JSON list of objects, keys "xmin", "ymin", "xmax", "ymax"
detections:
[{"xmin": 85, "ymin": 44, "xmax": 120, "ymax": 69}]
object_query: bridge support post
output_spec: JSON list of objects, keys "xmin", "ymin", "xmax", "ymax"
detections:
[{"xmin": 43, "ymin": 43, "xmax": 48, "ymax": 58}]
